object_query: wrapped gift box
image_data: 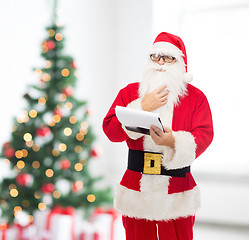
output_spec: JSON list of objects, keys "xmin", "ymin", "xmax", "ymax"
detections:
[
  {"xmin": 0, "ymin": 224, "xmax": 36, "ymax": 240},
  {"xmin": 34, "ymin": 206, "xmax": 75, "ymax": 240},
  {"xmin": 78, "ymin": 208, "xmax": 125, "ymax": 240}
]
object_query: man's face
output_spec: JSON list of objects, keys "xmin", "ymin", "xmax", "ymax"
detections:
[
  {"xmin": 140, "ymin": 53, "xmax": 187, "ymax": 105},
  {"xmin": 149, "ymin": 54, "xmax": 177, "ymax": 72}
]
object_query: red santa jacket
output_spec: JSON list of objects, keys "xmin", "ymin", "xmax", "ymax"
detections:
[{"xmin": 103, "ymin": 82, "xmax": 213, "ymax": 221}]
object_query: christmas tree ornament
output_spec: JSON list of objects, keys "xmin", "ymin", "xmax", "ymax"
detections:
[
  {"xmin": 47, "ymin": 40, "xmax": 56, "ymax": 50},
  {"xmin": 59, "ymin": 159, "xmax": 71, "ymax": 170},
  {"xmin": 55, "ymin": 179, "xmax": 70, "ymax": 195},
  {"xmin": 36, "ymin": 126, "xmax": 51, "ymax": 137},
  {"xmin": 90, "ymin": 148, "xmax": 102, "ymax": 158},
  {"xmin": 16, "ymin": 173, "xmax": 33, "ymax": 187},
  {"xmin": 86, "ymin": 108, "xmax": 93, "ymax": 115},
  {"xmin": 71, "ymin": 181, "xmax": 83, "ymax": 192},
  {"xmin": 3, "ymin": 142, "xmax": 10, "ymax": 149},
  {"xmin": 53, "ymin": 109, "xmax": 63, "ymax": 118},
  {"xmin": 4, "ymin": 147, "xmax": 15, "ymax": 158},
  {"xmin": 61, "ymin": 86, "xmax": 73, "ymax": 97},
  {"xmin": 43, "ymin": 194, "xmax": 53, "ymax": 205},
  {"xmin": 70, "ymin": 61, "xmax": 76, "ymax": 69},
  {"xmin": 41, "ymin": 183, "xmax": 55, "ymax": 194}
]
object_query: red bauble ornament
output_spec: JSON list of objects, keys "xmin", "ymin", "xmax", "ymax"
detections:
[
  {"xmin": 3, "ymin": 142, "xmax": 10, "ymax": 149},
  {"xmin": 36, "ymin": 126, "xmax": 51, "ymax": 137},
  {"xmin": 47, "ymin": 40, "xmax": 56, "ymax": 50},
  {"xmin": 61, "ymin": 86, "xmax": 73, "ymax": 97},
  {"xmin": 41, "ymin": 183, "xmax": 55, "ymax": 194},
  {"xmin": 70, "ymin": 61, "xmax": 76, "ymax": 69},
  {"xmin": 90, "ymin": 148, "xmax": 101, "ymax": 158},
  {"xmin": 4, "ymin": 148, "xmax": 15, "ymax": 158},
  {"xmin": 53, "ymin": 109, "xmax": 63, "ymax": 117},
  {"xmin": 16, "ymin": 173, "xmax": 33, "ymax": 187},
  {"xmin": 71, "ymin": 181, "xmax": 83, "ymax": 193},
  {"xmin": 86, "ymin": 108, "xmax": 93, "ymax": 115},
  {"xmin": 60, "ymin": 159, "xmax": 71, "ymax": 170}
]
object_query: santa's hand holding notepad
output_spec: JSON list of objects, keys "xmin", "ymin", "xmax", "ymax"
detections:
[{"xmin": 115, "ymin": 106, "xmax": 164, "ymax": 135}]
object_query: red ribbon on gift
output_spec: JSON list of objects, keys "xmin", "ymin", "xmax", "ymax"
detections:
[
  {"xmin": 0, "ymin": 224, "xmax": 8, "ymax": 240},
  {"xmin": 92, "ymin": 208, "xmax": 119, "ymax": 240},
  {"xmin": 15, "ymin": 222, "xmax": 33, "ymax": 240},
  {"xmin": 0, "ymin": 223, "xmax": 32, "ymax": 240},
  {"xmin": 45, "ymin": 205, "xmax": 75, "ymax": 240}
]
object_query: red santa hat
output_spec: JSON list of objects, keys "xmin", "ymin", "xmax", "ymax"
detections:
[{"xmin": 150, "ymin": 32, "xmax": 193, "ymax": 82}]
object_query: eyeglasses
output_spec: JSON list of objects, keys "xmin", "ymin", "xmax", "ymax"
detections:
[{"xmin": 150, "ymin": 54, "xmax": 176, "ymax": 63}]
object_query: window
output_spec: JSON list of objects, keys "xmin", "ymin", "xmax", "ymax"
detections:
[{"xmin": 153, "ymin": 0, "xmax": 249, "ymax": 174}]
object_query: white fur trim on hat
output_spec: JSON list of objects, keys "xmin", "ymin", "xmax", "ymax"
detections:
[
  {"xmin": 114, "ymin": 184, "xmax": 201, "ymax": 221},
  {"xmin": 149, "ymin": 42, "xmax": 184, "ymax": 59},
  {"xmin": 163, "ymin": 131, "xmax": 196, "ymax": 170}
]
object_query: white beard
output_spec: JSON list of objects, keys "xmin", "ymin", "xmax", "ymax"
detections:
[{"xmin": 139, "ymin": 59, "xmax": 187, "ymax": 107}]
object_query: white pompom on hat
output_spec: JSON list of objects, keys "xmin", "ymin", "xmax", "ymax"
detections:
[{"xmin": 151, "ymin": 32, "xmax": 193, "ymax": 83}]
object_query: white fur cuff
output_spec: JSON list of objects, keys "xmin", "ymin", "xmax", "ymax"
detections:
[
  {"xmin": 123, "ymin": 98, "xmax": 144, "ymax": 140},
  {"xmin": 166, "ymin": 131, "xmax": 196, "ymax": 170},
  {"xmin": 122, "ymin": 124, "xmax": 144, "ymax": 140},
  {"xmin": 126, "ymin": 98, "xmax": 143, "ymax": 110}
]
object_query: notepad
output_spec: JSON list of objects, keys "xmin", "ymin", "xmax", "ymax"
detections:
[{"xmin": 115, "ymin": 106, "xmax": 164, "ymax": 135}]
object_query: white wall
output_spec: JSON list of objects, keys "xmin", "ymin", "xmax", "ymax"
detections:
[{"xmin": 153, "ymin": 0, "xmax": 249, "ymax": 227}]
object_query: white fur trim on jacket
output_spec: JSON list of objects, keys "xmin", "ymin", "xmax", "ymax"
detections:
[
  {"xmin": 163, "ymin": 131, "xmax": 196, "ymax": 170},
  {"xmin": 122, "ymin": 98, "xmax": 144, "ymax": 140},
  {"xmin": 114, "ymin": 184, "xmax": 201, "ymax": 221}
]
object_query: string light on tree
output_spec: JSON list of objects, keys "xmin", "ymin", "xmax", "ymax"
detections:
[
  {"xmin": 64, "ymin": 127, "xmax": 72, "ymax": 136},
  {"xmin": 59, "ymin": 143, "xmax": 67, "ymax": 152},
  {"xmin": 23, "ymin": 133, "xmax": 32, "ymax": 142},
  {"xmin": 52, "ymin": 190, "xmax": 61, "ymax": 199},
  {"xmin": 48, "ymin": 29, "xmax": 55, "ymax": 37},
  {"xmin": 15, "ymin": 150, "xmax": 23, "ymax": 159},
  {"xmin": 87, "ymin": 194, "xmax": 96, "ymax": 203},
  {"xmin": 38, "ymin": 203, "xmax": 46, "ymax": 211},
  {"xmin": 55, "ymin": 33, "xmax": 63, "ymax": 41},
  {"xmin": 45, "ymin": 60, "xmax": 52, "ymax": 68},
  {"xmin": 61, "ymin": 68, "xmax": 70, "ymax": 77},
  {"xmin": 38, "ymin": 97, "xmax": 46, "ymax": 105},
  {"xmin": 32, "ymin": 161, "xmax": 40, "ymax": 169},
  {"xmin": 29, "ymin": 109, "xmax": 38, "ymax": 118},
  {"xmin": 16, "ymin": 160, "xmax": 25, "ymax": 169},
  {"xmin": 10, "ymin": 189, "xmax": 19, "ymax": 198},
  {"xmin": 74, "ymin": 163, "xmax": 83, "ymax": 171},
  {"xmin": 65, "ymin": 102, "xmax": 73, "ymax": 110},
  {"xmin": 45, "ymin": 169, "xmax": 54, "ymax": 178},
  {"xmin": 69, "ymin": 116, "xmax": 77, "ymax": 124}
]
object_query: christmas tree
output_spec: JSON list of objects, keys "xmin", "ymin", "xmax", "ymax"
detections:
[{"xmin": 0, "ymin": 1, "xmax": 112, "ymax": 225}]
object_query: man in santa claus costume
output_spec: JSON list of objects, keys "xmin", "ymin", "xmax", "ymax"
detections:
[{"xmin": 102, "ymin": 32, "xmax": 213, "ymax": 240}]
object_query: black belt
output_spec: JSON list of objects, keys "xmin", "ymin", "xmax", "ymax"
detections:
[{"xmin": 128, "ymin": 149, "xmax": 190, "ymax": 177}]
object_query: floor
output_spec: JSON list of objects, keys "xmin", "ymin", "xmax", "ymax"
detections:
[{"xmin": 194, "ymin": 223, "xmax": 249, "ymax": 240}]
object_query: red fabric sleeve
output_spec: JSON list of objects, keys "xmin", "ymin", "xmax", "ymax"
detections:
[
  {"xmin": 190, "ymin": 91, "xmax": 214, "ymax": 158},
  {"xmin": 102, "ymin": 87, "xmax": 130, "ymax": 142}
]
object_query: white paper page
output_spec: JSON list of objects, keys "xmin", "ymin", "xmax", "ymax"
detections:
[{"xmin": 115, "ymin": 106, "xmax": 163, "ymax": 131}]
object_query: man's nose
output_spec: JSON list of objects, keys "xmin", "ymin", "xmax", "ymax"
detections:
[{"xmin": 158, "ymin": 58, "xmax": 165, "ymax": 65}]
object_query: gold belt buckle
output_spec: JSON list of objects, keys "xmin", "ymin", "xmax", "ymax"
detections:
[{"xmin": 143, "ymin": 152, "xmax": 161, "ymax": 175}]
